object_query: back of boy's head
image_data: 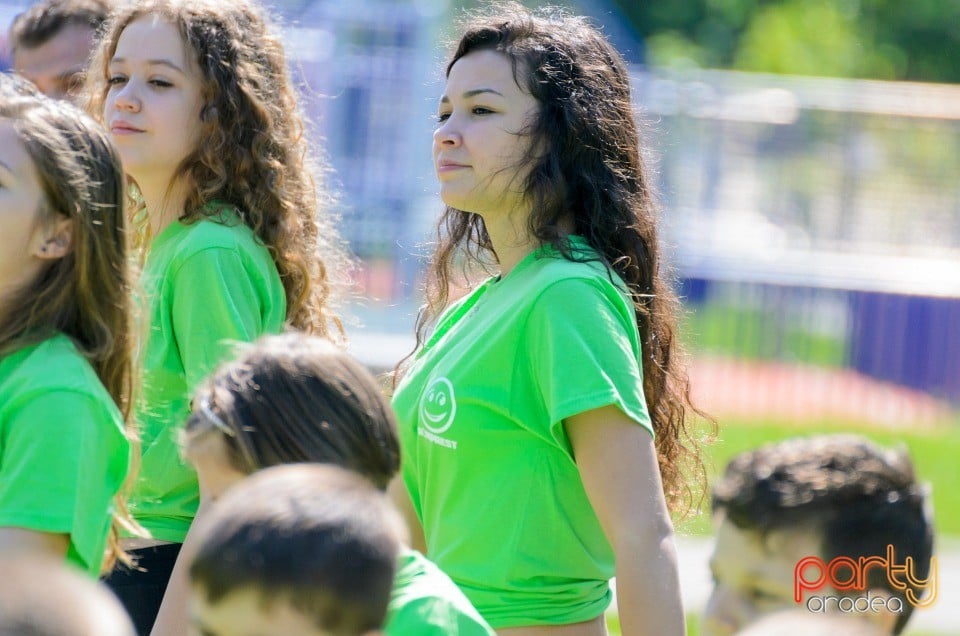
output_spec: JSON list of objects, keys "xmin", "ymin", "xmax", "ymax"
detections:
[
  {"xmin": 0, "ymin": 555, "xmax": 135, "ymax": 636},
  {"xmin": 189, "ymin": 464, "xmax": 404, "ymax": 635},
  {"xmin": 712, "ymin": 434, "xmax": 934, "ymax": 634},
  {"xmin": 186, "ymin": 333, "xmax": 400, "ymax": 490},
  {"xmin": 9, "ymin": 0, "xmax": 111, "ymax": 52}
]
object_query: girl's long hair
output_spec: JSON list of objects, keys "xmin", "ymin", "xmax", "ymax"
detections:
[
  {"xmin": 0, "ymin": 76, "xmax": 139, "ymax": 572},
  {"xmin": 86, "ymin": 0, "xmax": 344, "ymax": 337},
  {"xmin": 413, "ymin": 3, "xmax": 709, "ymax": 515}
]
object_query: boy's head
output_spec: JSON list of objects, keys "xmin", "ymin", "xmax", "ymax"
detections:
[
  {"xmin": 703, "ymin": 435, "xmax": 934, "ymax": 636},
  {"xmin": 188, "ymin": 464, "xmax": 404, "ymax": 636},
  {"xmin": 9, "ymin": 0, "xmax": 112, "ymax": 100},
  {"xmin": 0, "ymin": 555, "xmax": 135, "ymax": 636},
  {"xmin": 183, "ymin": 333, "xmax": 400, "ymax": 500}
]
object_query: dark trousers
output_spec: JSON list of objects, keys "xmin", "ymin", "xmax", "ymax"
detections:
[{"xmin": 102, "ymin": 543, "xmax": 182, "ymax": 636}]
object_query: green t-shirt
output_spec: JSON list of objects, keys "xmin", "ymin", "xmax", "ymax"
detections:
[
  {"xmin": 392, "ymin": 237, "xmax": 653, "ymax": 628},
  {"xmin": 385, "ymin": 549, "xmax": 495, "ymax": 635},
  {"xmin": 132, "ymin": 204, "xmax": 286, "ymax": 542},
  {"xmin": 0, "ymin": 334, "xmax": 130, "ymax": 577}
]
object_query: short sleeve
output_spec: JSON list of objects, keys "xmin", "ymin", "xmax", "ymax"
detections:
[
  {"xmin": 0, "ymin": 390, "xmax": 128, "ymax": 575},
  {"xmin": 171, "ymin": 248, "xmax": 270, "ymax": 391},
  {"xmin": 524, "ymin": 277, "xmax": 652, "ymax": 445}
]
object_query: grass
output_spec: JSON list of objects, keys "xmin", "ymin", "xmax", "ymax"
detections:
[
  {"xmin": 673, "ymin": 416, "xmax": 960, "ymax": 537},
  {"xmin": 684, "ymin": 303, "xmax": 848, "ymax": 367}
]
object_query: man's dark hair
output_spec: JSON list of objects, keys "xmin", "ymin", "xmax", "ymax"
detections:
[
  {"xmin": 712, "ymin": 434, "xmax": 935, "ymax": 634},
  {"xmin": 189, "ymin": 464, "xmax": 403, "ymax": 635},
  {"xmin": 9, "ymin": 0, "xmax": 111, "ymax": 51}
]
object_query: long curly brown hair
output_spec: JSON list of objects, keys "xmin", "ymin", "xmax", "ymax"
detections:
[
  {"xmin": 414, "ymin": 3, "xmax": 709, "ymax": 515},
  {"xmin": 86, "ymin": 0, "xmax": 343, "ymax": 336},
  {"xmin": 0, "ymin": 75, "xmax": 138, "ymax": 572}
]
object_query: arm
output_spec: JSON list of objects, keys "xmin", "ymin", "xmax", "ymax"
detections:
[
  {"xmin": 388, "ymin": 475, "xmax": 427, "ymax": 554},
  {"xmin": 150, "ymin": 498, "xmax": 212, "ymax": 636},
  {"xmin": 565, "ymin": 405, "xmax": 685, "ymax": 636},
  {"xmin": 0, "ymin": 528, "xmax": 69, "ymax": 561}
]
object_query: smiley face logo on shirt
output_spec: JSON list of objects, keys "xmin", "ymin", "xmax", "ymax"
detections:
[{"xmin": 419, "ymin": 377, "xmax": 457, "ymax": 435}]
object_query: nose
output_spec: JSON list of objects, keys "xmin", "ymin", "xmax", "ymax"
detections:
[
  {"xmin": 433, "ymin": 118, "xmax": 461, "ymax": 148},
  {"xmin": 113, "ymin": 83, "xmax": 141, "ymax": 113}
]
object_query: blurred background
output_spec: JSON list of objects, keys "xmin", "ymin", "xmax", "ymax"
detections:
[{"xmin": 2, "ymin": 0, "xmax": 958, "ymax": 633}]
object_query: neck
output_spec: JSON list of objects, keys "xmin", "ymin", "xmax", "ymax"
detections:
[
  {"xmin": 136, "ymin": 174, "xmax": 190, "ymax": 239},
  {"xmin": 482, "ymin": 209, "xmax": 578, "ymax": 277},
  {"xmin": 482, "ymin": 209, "xmax": 536, "ymax": 278}
]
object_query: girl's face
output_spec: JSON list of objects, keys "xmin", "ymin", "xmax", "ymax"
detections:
[
  {"xmin": 0, "ymin": 120, "xmax": 51, "ymax": 299},
  {"xmin": 433, "ymin": 49, "xmax": 540, "ymax": 219},
  {"xmin": 103, "ymin": 15, "xmax": 204, "ymax": 188}
]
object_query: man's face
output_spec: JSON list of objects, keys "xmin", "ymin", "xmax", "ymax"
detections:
[
  {"xmin": 13, "ymin": 23, "xmax": 97, "ymax": 100},
  {"xmin": 702, "ymin": 516, "xmax": 822, "ymax": 636}
]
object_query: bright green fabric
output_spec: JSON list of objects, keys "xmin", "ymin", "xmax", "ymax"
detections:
[
  {"xmin": 392, "ymin": 237, "xmax": 653, "ymax": 628},
  {"xmin": 0, "ymin": 334, "xmax": 129, "ymax": 577},
  {"xmin": 385, "ymin": 549, "xmax": 495, "ymax": 635},
  {"xmin": 131, "ymin": 204, "xmax": 285, "ymax": 542}
]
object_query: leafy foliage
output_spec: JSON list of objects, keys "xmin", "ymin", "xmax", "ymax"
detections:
[{"xmin": 613, "ymin": 0, "xmax": 960, "ymax": 82}]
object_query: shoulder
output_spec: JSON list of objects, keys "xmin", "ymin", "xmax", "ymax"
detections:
[
  {"xmin": 525, "ymin": 255, "xmax": 633, "ymax": 319},
  {"xmin": 0, "ymin": 335, "xmax": 118, "ymax": 416},
  {"xmin": 1, "ymin": 335, "xmax": 99, "ymax": 392},
  {"xmin": 161, "ymin": 211, "xmax": 276, "ymax": 282},
  {"xmin": 523, "ymin": 238, "xmax": 630, "ymax": 296},
  {"xmin": 175, "ymin": 209, "xmax": 262, "ymax": 256}
]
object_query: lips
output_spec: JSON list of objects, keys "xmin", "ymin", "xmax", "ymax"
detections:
[
  {"xmin": 437, "ymin": 160, "xmax": 469, "ymax": 173},
  {"xmin": 110, "ymin": 121, "xmax": 145, "ymax": 134}
]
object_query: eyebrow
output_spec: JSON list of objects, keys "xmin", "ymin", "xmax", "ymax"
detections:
[
  {"xmin": 440, "ymin": 88, "xmax": 505, "ymax": 103},
  {"xmin": 0, "ymin": 158, "xmax": 13, "ymax": 175},
  {"xmin": 109, "ymin": 57, "xmax": 187, "ymax": 75}
]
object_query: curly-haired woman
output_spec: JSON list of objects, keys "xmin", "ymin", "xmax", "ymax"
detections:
[
  {"xmin": 85, "ymin": 0, "xmax": 344, "ymax": 630},
  {"xmin": 391, "ymin": 3, "xmax": 706, "ymax": 634}
]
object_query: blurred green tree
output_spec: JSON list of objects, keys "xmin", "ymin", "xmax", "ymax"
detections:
[{"xmin": 613, "ymin": 0, "xmax": 960, "ymax": 83}]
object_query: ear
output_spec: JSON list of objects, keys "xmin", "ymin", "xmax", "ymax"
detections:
[{"xmin": 32, "ymin": 216, "xmax": 73, "ymax": 260}]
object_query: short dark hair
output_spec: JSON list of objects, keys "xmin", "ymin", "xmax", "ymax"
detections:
[
  {"xmin": 9, "ymin": 0, "xmax": 111, "ymax": 51},
  {"xmin": 185, "ymin": 334, "xmax": 400, "ymax": 490},
  {"xmin": 712, "ymin": 434, "xmax": 934, "ymax": 634},
  {"xmin": 189, "ymin": 464, "xmax": 403, "ymax": 635}
]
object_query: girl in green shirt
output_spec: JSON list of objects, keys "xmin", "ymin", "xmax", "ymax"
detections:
[
  {"xmin": 392, "ymin": 3, "xmax": 709, "ymax": 634},
  {"xmin": 84, "ymin": 0, "xmax": 344, "ymax": 630},
  {"xmin": 0, "ymin": 76, "xmax": 136, "ymax": 579}
]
